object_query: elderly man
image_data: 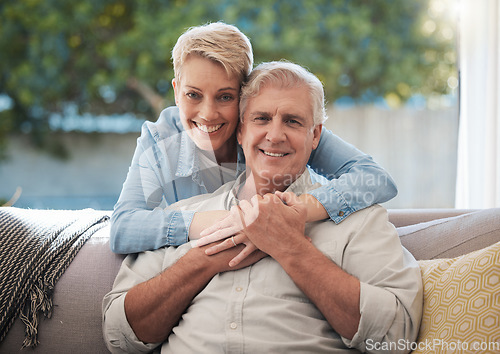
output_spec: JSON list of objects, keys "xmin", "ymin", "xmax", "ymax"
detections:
[{"xmin": 103, "ymin": 62, "xmax": 422, "ymax": 353}]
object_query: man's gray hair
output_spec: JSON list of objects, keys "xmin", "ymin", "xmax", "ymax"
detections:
[{"xmin": 240, "ymin": 61, "xmax": 327, "ymax": 125}]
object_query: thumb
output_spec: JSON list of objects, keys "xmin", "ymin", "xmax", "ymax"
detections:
[{"xmin": 275, "ymin": 191, "xmax": 301, "ymax": 207}]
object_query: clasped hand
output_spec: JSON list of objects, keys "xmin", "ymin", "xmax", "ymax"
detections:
[{"xmin": 194, "ymin": 191, "xmax": 308, "ymax": 266}]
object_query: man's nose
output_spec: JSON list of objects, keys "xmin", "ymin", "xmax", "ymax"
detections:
[
  {"xmin": 199, "ymin": 99, "xmax": 217, "ymax": 121},
  {"xmin": 266, "ymin": 120, "xmax": 286, "ymax": 143}
]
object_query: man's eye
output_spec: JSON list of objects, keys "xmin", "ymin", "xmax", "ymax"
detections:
[{"xmin": 287, "ymin": 119, "xmax": 301, "ymax": 125}]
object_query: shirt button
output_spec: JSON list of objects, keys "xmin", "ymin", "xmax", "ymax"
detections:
[
  {"xmin": 236, "ymin": 287, "xmax": 243, "ymax": 292},
  {"xmin": 338, "ymin": 210, "xmax": 345, "ymax": 216},
  {"xmin": 230, "ymin": 322, "xmax": 238, "ymax": 329}
]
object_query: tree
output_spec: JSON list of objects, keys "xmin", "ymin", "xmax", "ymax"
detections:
[{"xmin": 0, "ymin": 0, "xmax": 456, "ymax": 157}]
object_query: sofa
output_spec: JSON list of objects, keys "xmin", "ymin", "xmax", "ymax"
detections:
[{"xmin": 1, "ymin": 208, "xmax": 499, "ymax": 353}]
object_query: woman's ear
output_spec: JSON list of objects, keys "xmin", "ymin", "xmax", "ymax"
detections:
[
  {"xmin": 237, "ymin": 123, "xmax": 243, "ymax": 145},
  {"xmin": 172, "ymin": 78, "xmax": 179, "ymax": 105}
]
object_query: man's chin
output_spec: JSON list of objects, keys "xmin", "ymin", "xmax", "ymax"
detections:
[{"xmin": 256, "ymin": 171, "xmax": 300, "ymax": 190}]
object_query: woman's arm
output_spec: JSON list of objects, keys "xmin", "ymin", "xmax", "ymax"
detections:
[
  {"xmin": 306, "ymin": 127, "xmax": 397, "ymax": 223},
  {"xmin": 110, "ymin": 108, "xmax": 199, "ymax": 254}
]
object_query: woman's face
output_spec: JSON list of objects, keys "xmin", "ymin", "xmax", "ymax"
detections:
[{"xmin": 173, "ymin": 55, "xmax": 241, "ymax": 159}]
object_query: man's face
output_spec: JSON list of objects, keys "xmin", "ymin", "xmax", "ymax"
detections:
[
  {"xmin": 172, "ymin": 55, "xmax": 240, "ymax": 156},
  {"xmin": 238, "ymin": 85, "xmax": 322, "ymax": 191}
]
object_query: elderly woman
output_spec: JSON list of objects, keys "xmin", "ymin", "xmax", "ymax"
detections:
[{"xmin": 110, "ymin": 22, "xmax": 397, "ymax": 258}]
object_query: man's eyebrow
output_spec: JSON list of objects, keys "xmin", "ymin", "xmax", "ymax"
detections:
[
  {"xmin": 283, "ymin": 113, "xmax": 307, "ymax": 122},
  {"xmin": 248, "ymin": 111, "xmax": 272, "ymax": 118}
]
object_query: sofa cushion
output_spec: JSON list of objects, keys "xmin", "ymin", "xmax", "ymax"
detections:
[
  {"xmin": 412, "ymin": 241, "xmax": 500, "ymax": 353},
  {"xmin": 398, "ymin": 208, "xmax": 500, "ymax": 260}
]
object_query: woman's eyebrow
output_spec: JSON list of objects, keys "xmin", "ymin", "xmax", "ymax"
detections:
[{"xmin": 184, "ymin": 85, "xmax": 238, "ymax": 92}]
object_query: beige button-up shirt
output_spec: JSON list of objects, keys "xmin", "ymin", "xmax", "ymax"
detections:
[{"xmin": 103, "ymin": 170, "xmax": 422, "ymax": 353}]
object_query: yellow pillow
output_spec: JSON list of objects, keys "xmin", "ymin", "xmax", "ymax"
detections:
[{"xmin": 412, "ymin": 241, "xmax": 500, "ymax": 353}]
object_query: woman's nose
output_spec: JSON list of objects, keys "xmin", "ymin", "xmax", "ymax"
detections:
[{"xmin": 199, "ymin": 99, "xmax": 217, "ymax": 121}]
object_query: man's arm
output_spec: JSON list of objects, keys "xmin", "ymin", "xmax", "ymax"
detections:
[
  {"xmin": 239, "ymin": 192, "xmax": 422, "ymax": 352},
  {"xmin": 103, "ymin": 243, "xmax": 265, "ymax": 352},
  {"xmin": 238, "ymin": 193, "xmax": 361, "ymax": 339},
  {"xmin": 123, "ymin": 244, "xmax": 265, "ymax": 344},
  {"xmin": 273, "ymin": 239, "xmax": 361, "ymax": 339}
]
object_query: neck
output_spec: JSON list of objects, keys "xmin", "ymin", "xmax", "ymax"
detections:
[
  {"xmin": 238, "ymin": 172, "xmax": 286, "ymax": 201},
  {"xmin": 213, "ymin": 133, "xmax": 238, "ymax": 165}
]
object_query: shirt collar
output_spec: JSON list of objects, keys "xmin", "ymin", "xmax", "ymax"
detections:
[{"xmin": 225, "ymin": 168, "xmax": 318, "ymax": 210}]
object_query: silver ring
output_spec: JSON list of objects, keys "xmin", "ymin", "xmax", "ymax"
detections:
[{"xmin": 231, "ymin": 236, "xmax": 237, "ymax": 247}]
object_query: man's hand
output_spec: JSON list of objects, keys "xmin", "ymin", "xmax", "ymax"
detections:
[
  {"xmin": 237, "ymin": 191, "xmax": 309, "ymax": 258},
  {"xmin": 196, "ymin": 191, "xmax": 308, "ymax": 266}
]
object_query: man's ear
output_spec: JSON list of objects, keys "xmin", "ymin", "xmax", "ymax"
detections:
[{"xmin": 312, "ymin": 124, "xmax": 322, "ymax": 150}]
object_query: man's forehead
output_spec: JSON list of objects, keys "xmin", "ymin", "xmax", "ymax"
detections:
[{"xmin": 245, "ymin": 85, "xmax": 313, "ymax": 120}]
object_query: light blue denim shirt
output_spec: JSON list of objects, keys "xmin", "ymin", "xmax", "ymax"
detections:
[{"xmin": 110, "ymin": 106, "xmax": 397, "ymax": 254}]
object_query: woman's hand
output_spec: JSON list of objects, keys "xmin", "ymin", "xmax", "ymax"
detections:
[{"xmin": 194, "ymin": 199, "xmax": 261, "ymax": 267}]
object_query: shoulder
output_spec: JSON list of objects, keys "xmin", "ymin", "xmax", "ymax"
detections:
[
  {"xmin": 168, "ymin": 181, "xmax": 235, "ymax": 212},
  {"xmin": 141, "ymin": 106, "xmax": 184, "ymax": 140}
]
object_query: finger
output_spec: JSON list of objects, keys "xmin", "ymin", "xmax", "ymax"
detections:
[
  {"xmin": 228, "ymin": 243, "xmax": 258, "ymax": 267},
  {"xmin": 276, "ymin": 191, "xmax": 300, "ymax": 206},
  {"xmin": 195, "ymin": 227, "xmax": 239, "ymax": 247},
  {"xmin": 235, "ymin": 204, "xmax": 248, "ymax": 228},
  {"xmin": 199, "ymin": 213, "xmax": 233, "ymax": 237},
  {"xmin": 205, "ymin": 237, "xmax": 237, "ymax": 255}
]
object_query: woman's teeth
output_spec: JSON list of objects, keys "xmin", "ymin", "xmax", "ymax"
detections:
[{"xmin": 195, "ymin": 122, "xmax": 222, "ymax": 133}]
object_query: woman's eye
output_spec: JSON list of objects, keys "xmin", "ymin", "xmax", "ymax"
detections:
[
  {"xmin": 219, "ymin": 94, "xmax": 234, "ymax": 102},
  {"xmin": 186, "ymin": 92, "xmax": 200, "ymax": 99}
]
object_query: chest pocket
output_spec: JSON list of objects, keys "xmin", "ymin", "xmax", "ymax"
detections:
[{"xmin": 251, "ymin": 238, "xmax": 339, "ymax": 304}]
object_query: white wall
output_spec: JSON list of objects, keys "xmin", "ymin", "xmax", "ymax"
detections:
[
  {"xmin": 324, "ymin": 105, "xmax": 459, "ymax": 208},
  {"xmin": 0, "ymin": 132, "xmax": 139, "ymax": 209},
  {"xmin": 0, "ymin": 105, "xmax": 459, "ymax": 210}
]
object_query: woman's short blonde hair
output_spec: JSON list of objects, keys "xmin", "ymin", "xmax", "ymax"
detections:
[
  {"xmin": 240, "ymin": 61, "xmax": 327, "ymax": 125},
  {"xmin": 172, "ymin": 22, "xmax": 253, "ymax": 83}
]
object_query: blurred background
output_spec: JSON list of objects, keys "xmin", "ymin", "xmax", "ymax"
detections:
[{"xmin": 0, "ymin": 0, "xmax": 460, "ymax": 210}]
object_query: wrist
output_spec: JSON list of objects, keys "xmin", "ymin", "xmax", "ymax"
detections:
[{"xmin": 300, "ymin": 194, "xmax": 328, "ymax": 222}]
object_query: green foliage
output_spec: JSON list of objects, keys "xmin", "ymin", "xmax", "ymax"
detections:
[{"xmin": 0, "ymin": 0, "xmax": 456, "ymax": 157}]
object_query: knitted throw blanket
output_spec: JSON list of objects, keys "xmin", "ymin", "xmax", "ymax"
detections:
[{"xmin": 0, "ymin": 207, "xmax": 109, "ymax": 348}]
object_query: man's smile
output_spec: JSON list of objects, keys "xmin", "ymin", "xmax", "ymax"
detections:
[{"xmin": 260, "ymin": 149, "xmax": 289, "ymax": 157}]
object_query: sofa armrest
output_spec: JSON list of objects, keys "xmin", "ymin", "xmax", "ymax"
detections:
[
  {"xmin": 396, "ymin": 208, "xmax": 500, "ymax": 260},
  {"xmin": 0, "ymin": 224, "xmax": 124, "ymax": 353},
  {"xmin": 388, "ymin": 208, "xmax": 477, "ymax": 228}
]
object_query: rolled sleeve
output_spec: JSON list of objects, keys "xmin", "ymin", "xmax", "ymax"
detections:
[
  {"xmin": 307, "ymin": 128, "xmax": 397, "ymax": 223},
  {"xmin": 103, "ymin": 295, "xmax": 160, "ymax": 354},
  {"xmin": 307, "ymin": 184, "xmax": 354, "ymax": 223},
  {"xmin": 166, "ymin": 208, "xmax": 194, "ymax": 245},
  {"xmin": 344, "ymin": 283, "xmax": 398, "ymax": 352},
  {"xmin": 103, "ymin": 250, "xmax": 167, "ymax": 353},
  {"xmin": 339, "ymin": 206, "xmax": 422, "ymax": 353}
]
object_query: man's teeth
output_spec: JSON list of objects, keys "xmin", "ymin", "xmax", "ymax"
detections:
[
  {"xmin": 263, "ymin": 151, "xmax": 285, "ymax": 157},
  {"xmin": 195, "ymin": 122, "xmax": 222, "ymax": 133}
]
